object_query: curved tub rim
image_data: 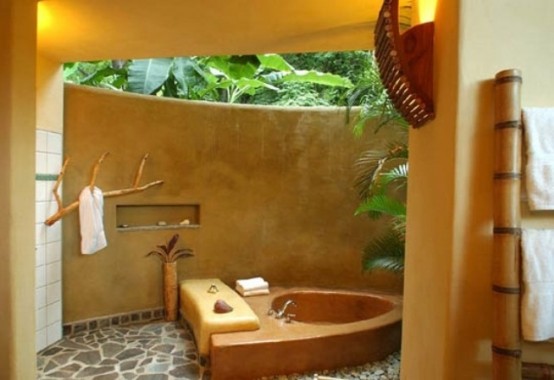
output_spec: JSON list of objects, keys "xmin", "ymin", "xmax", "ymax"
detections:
[
  {"xmin": 267, "ymin": 286, "xmax": 403, "ymax": 332},
  {"xmin": 210, "ymin": 286, "xmax": 403, "ymax": 347}
]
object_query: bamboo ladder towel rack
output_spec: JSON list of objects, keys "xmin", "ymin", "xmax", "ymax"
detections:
[
  {"xmin": 493, "ymin": 69, "xmax": 554, "ymax": 380},
  {"xmin": 493, "ymin": 69, "xmax": 523, "ymax": 380}
]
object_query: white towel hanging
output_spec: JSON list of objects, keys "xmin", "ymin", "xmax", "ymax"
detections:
[
  {"xmin": 79, "ymin": 186, "xmax": 107, "ymax": 255},
  {"xmin": 521, "ymin": 229, "xmax": 554, "ymax": 341},
  {"xmin": 522, "ymin": 108, "xmax": 554, "ymax": 210}
]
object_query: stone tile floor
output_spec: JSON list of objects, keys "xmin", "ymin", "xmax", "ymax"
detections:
[
  {"xmin": 36, "ymin": 322, "xmax": 205, "ymax": 380},
  {"xmin": 37, "ymin": 321, "xmax": 400, "ymax": 380}
]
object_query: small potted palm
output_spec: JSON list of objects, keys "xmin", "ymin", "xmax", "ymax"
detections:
[{"xmin": 147, "ymin": 234, "xmax": 194, "ymax": 321}]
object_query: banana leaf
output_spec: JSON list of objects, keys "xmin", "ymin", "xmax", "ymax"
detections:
[
  {"xmin": 280, "ymin": 70, "xmax": 353, "ymax": 88},
  {"xmin": 128, "ymin": 58, "xmax": 173, "ymax": 95}
]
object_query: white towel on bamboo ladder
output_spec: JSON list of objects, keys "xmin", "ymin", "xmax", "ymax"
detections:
[
  {"xmin": 522, "ymin": 108, "xmax": 554, "ymax": 210},
  {"xmin": 521, "ymin": 229, "xmax": 554, "ymax": 341},
  {"xmin": 79, "ymin": 186, "xmax": 107, "ymax": 254}
]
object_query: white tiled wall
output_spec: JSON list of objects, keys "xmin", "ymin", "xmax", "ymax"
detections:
[{"xmin": 36, "ymin": 129, "xmax": 63, "ymax": 352}]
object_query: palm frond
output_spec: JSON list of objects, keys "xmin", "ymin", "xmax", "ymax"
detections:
[
  {"xmin": 355, "ymin": 154, "xmax": 387, "ymax": 198},
  {"xmin": 354, "ymin": 143, "xmax": 408, "ymax": 200},
  {"xmin": 362, "ymin": 229, "xmax": 405, "ymax": 273},
  {"xmin": 355, "ymin": 195, "xmax": 406, "ymax": 219},
  {"xmin": 380, "ymin": 163, "xmax": 409, "ymax": 190},
  {"xmin": 363, "ymin": 256, "xmax": 404, "ymax": 273},
  {"xmin": 391, "ymin": 215, "xmax": 407, "ymax": 235}
]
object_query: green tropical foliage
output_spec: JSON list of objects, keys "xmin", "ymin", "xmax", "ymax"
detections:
[
  {"xmin": 345, "ymin": 53, "xmax": 408, "ymax": 137},
  {"xmin": 64, "ymin": 53, "xmax": 355, "ymax": 105},
  {"xmin": 354, "ymin": 140, "xmax": 408, "ymax": 274},
  {"xmin": 63, "ymin": 60, "xmax": 128, "ymax": 90},
  {"xmin": 126, "ymin": 57, "xmax": 212, "ymax": 99},
  {"xmin": 198, "ymin": 55, "xmax": 279, "ymax": 103},
  {"xmin": 253, "ymin": 82, "xmax": 334, "ymax": 107},
  {"xmin": 127, "ymin": 58, "xmax": 174, "ymax": 95},
  {"xmin": 253, "ymin": 51, "xmax": 376, "ymax": 106},
  {"xmin": 347, "ymin": 53, "xmax": 409, "ymax": 274},
  {"xmin": 361, "ymin": 229, "xmax": 405, "ymax": 273}
]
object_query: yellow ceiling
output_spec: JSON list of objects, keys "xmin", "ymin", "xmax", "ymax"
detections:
[{"xmin": 37, "ymin": 0, "xmax": 415, "ymax": 63}]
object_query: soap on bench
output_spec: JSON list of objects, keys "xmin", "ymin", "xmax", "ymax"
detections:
[{"xmin": 214, "ymin": 299, "xmax": 233, "ymax": 313}]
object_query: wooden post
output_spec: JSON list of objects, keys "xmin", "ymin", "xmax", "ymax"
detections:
[{"xmin": 492, "ymin": 69, "xmax": 523, "ymax": 380}]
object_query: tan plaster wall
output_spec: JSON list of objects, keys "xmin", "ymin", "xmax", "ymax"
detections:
[
  {"xmin": 402, "ymin": 0, "xmax": 554, "ymax": 379},
  {"xmin": 62, "ymin": 85, "xmax": 403, "ymax": 322},
  {"xmin": 0, "ymin": 0, "xmax": 37, "ymax": 378}
]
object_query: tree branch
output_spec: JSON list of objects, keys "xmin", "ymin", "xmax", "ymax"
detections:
[
  {"xmin": 44, "ymin": 153, "xmax": 164, "ymax": 226},
  {"xmin": 53, "ymin": 157, "xmax": 70, "ymax": 210}
]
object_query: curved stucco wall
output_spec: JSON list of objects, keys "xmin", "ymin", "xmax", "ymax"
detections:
[{"xmin": 62, "ymin": 85, "xmax": 402, "ymax": 322}]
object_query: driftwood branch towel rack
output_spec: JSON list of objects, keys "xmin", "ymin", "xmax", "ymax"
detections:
[{"xmin": 44, "ymin": 152, "xmax": 164, "ymax": 226}]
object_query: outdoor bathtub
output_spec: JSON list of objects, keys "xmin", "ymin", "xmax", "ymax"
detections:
[{"xmin": 209, "ymin": 287, "xmax": 402, "ymax": 380}]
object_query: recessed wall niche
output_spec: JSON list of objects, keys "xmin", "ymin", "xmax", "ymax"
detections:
[{"xmin": 116, "ymin": 204, "xmax": 200, "ymax": 232}]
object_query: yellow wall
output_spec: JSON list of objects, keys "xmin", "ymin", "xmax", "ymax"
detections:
[
  {"xmin": 36, "ymin": 54, "xmax": 63, "ymax": 133},
  {"xmin": 402, "ymin": 0, "xmax": 554, "ymax": 379},
  {"xmin": 61, "ymin": 85, "xmax": 403, "ymax": 322},
  {"xmin": 0, "ymin": 0, "xmax": 37, "ymax": 379},
  {"xmin": 37, "ymin": 0, "xmax": 383, "ymax": 62},
  {"xmin": 401, "ymin": 0, "xmax": 459, "ymax": 377}
]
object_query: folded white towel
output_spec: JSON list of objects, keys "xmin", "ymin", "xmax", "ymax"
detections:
[
  {"xmin": 235, "ymin": 277, "xmax": 269, "ymax": 297},
  {"xmin": 235, "ymin": 277, "xmax": 269, "ymax": 292},
  {"xmin": 521, "ymin": 229, "xmax": 554, "ymax": 341},
  {"xmin": 522, "ymin": 108, "xmax": 554, "ymax": 210},
  {"xmin": 236, "ymin": 288, "xmax": 270, "ymax": 297},
  {"xmin": 79, "ymin": 186, "xmax": 107, "ymax": 255}
]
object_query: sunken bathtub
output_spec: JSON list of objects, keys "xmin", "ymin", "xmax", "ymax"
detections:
[{"xmin": 209, "ymin": 287, "xmax": 402, "ymax": 380}]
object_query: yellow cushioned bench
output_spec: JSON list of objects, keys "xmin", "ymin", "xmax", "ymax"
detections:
[{"xmin": 179, "ymin": 278, "xmax": 260, "ymax": 356}]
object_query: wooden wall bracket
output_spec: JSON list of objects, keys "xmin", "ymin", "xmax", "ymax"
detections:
[
  {"xmin": 44, "ymin": 153, "xmax": 164, "ymax": 226},
  {"xmin": 374, "ymin": 0, "xmax": 435, "ymax": 128}
]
